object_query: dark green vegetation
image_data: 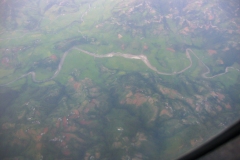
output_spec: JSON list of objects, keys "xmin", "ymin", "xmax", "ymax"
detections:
[{"xmin": 0, "ymin": 0, "xmax": 240, "ymax": 159}]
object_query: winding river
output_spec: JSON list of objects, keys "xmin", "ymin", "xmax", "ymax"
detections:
[
  {"xmin": 2, "ymin": 1, "xmax": 238, "ymax": 86},
  {"xmin": 1, "ymin": 47, "xmax": 239, "ymax": 86}
]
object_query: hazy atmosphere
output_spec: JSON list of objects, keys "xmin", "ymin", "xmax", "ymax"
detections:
[{"xmin": 0, "ymin": 0, "xmax": 240, "ymax": 159}]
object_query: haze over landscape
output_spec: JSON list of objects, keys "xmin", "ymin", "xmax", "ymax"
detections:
[{"xmin": 0, "ymin": 0, "xmax": 240, "ymax": 159}]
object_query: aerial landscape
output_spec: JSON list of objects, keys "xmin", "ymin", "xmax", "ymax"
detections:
[{"xmin": 0, "ymin": 0, "xmax": 240, "ymax": 159}]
